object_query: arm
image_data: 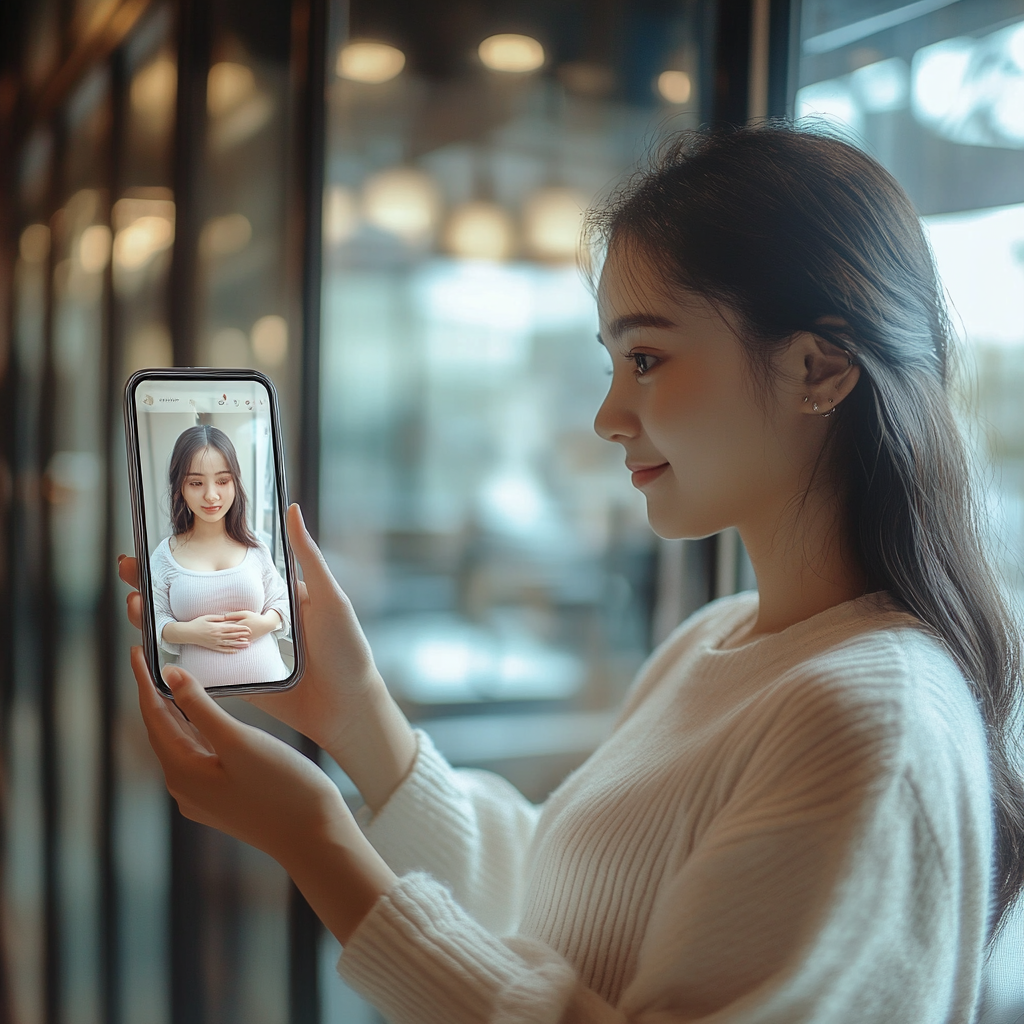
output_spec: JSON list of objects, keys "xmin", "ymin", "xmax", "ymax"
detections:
[
  {"xmin": 129, "ymin": 625, "xmax": 989, "ymax": 1024},
  {"xmin": 151, "ymin": 546, "xmax": 182, "ymax": 655},
  {"xmin": 336, "ymin": 687, "xmax": 988, "ymax": 1024}
]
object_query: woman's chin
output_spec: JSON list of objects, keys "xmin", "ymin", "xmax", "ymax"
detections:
[{"xmin": 645, "ymin": 500, "xmax": 724, "ymax": 541}]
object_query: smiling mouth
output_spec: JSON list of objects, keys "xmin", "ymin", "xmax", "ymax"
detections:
[
  {"xmin": 629, "ymin": 463, "xmax": 669, "ymax": 488},
  {"xmin": 202, "ymin": 505, "xmax": 222, "ymax": 513}
]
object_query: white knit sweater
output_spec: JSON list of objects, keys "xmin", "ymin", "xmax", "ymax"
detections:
[
  {"xmin": 338, "ymin": 591, "xmax": 994, "ymax": 1024},
  {"xmin": 150, "ymin": 537, "xmax": 292, "ymax": 687}
]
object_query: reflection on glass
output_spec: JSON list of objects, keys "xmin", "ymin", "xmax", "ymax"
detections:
[
  {"xmin": 7, "ymin": 198, "xmax": 51, "ymax": 1024},
  {"xmin": 115, "ymin": 17, "xmax": 178, "ymax": 1022},
  {"xmin": 319, "ymin": 5, "xmax": 704, "ymax": 1007},
  {"xmin": 51, "ymin": 70, "xmax": 111, "ymax": 1024}
]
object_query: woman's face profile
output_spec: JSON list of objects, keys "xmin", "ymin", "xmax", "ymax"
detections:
[
  {"xmin": 181, "ymin": 445, "xmax": 236, "ymax": 528},
  {"xmin": 593, "ymin": 246, "xmax": 808, "ymax": 541}
]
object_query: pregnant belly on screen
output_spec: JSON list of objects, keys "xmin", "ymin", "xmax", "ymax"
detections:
[{"xmin": 169, "ymin": 573, "xmax": 264, "ymax": 622}]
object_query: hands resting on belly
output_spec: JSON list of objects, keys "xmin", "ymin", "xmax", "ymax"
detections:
[{"xmin": 161, "ymin": 608, "xmax": 283, "ymax": 652}]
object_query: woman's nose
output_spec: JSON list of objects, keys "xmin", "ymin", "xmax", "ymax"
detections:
[{"xmin": 594, "ymin": 377, "xmax": 640, "ymax": 444}]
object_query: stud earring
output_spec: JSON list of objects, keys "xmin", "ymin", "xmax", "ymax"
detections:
[
  {"xmin": 812, "ymin": 401, "xmax": 819, "ymax": 412},
  {"xmin": 803, "ymin": 396, "xmax": 809, "ymax": 403}
]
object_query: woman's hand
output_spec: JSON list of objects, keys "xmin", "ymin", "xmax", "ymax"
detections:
[
  {"xmin": 131, "ymin": 648, "xmax": 396, "ymax": 945},
  {"xmin": 168, "ymin": 614, "xmax": 252, "ymax": 651},
  {"xmin": 119, "ymin": 505, "xmax": 418, "ymax": 813},
  {"xmin": 223, "ymin": 608, "xmax": 280, "ymax": 642}
]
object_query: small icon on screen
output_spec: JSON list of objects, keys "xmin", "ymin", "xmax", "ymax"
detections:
[{"xmin": 143, "ymin": 394, "xmax": 154, "ymax": 406}]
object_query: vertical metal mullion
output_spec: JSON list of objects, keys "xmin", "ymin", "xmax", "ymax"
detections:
[
  {"xmin": 0, "ymin": 97, "xmax": 18, "ymax": 1024},
  {"xmin": 40, "ymin": 115, "xmax": 68, "ymax": 1024},
  {"xmin": 100, "ymin": 44, "xmax": 128, "ymax": 1024},
  {"xmin": 767, "ymin": 0, "xmax": 800, "ymax": 118},
  {"xmin": 289, "ymin": 0, "xmax": 327, "ymax": 1019},
  {"xmin": 168, "ymin": 0, "xmax": 212, "ymax": 1021},
  {"xmin": 711, "ymin": 0, "xmax": 753, "ymax": 125},
  {"xmin": 168, "ymin": 0, "xmax": 209, "ymax": 370}
]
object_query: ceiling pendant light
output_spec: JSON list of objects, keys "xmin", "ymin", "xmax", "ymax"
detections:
[
  {"xmin": 362, "ymin": 167, "xmax": 440, "ymax": 243},
  {"xmin": 478, "ymin": 34, "xmax": 545, "ymax": 73},
  {"xmin": 444, "ymin": 200, "xmax": 516, "ymax": 261},
  {"xmin": 337, "ymin": 41, "xmax": 406, "ymax": 84},
  {"xmin": 523, "ymin": 186, "xmax": 588, "ymax": 262}
]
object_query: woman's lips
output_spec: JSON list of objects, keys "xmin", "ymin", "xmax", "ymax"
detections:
[
  {"xmin": 202, "ymin": 505, "xmax": 222, "ymax": 513},
  {"xmin": 628, "ymin": 463, "xmax": 669, "ymax": 487}
]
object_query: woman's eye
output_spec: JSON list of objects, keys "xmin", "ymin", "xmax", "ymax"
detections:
[{"xmin": 630, "ymin": 351, "xmax": 656, "ymax": 376}]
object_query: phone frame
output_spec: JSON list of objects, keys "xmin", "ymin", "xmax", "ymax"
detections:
[{"xmin": 124, "ymin": 367, "xmax": 305, "ymax": 698}]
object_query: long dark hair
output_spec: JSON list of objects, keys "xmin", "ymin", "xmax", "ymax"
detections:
[
  {"xmin": 168, "ymin": 424, "xmax": 259, "ymax": 548},
  {"xmin": 587, "ymin": 123, "xmax": 1024, "ymax": 942}
]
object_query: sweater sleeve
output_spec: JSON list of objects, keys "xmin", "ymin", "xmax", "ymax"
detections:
[
  {"xmin": 150, "ymin": 544, "xmax": 181, "ymax": 656},
  {"xmin": 356, "ymin": 729, "xmax": 542, "ymax": 934},
  {"xmin": 257, "ymin": 544, "xmax": 291, "ymax": 638},
  {"xmin": 338, "ymin": 681, "xmax": 990, "ymax": 1024}
]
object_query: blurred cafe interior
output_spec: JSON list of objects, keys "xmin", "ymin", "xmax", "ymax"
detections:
[{"xmin": 1, "ymin": 0, "xmax": 1024, "ymax": 1021}]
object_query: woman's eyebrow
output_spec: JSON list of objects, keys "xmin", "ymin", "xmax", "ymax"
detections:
[{"xmin": 608, "ymin": 313, "xmax": 677, "ymax": 339}]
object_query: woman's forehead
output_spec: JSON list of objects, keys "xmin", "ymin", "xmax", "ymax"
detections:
[{"xmin": 188, "ymin": 445, "xmax": 231, "ymax": 473}]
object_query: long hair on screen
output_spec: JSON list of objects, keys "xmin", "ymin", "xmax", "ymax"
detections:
[
  {"xmin": 168, "ymin": 424, "xmax": 259, "ymax": 548},
  {"xmin": 586, "ymin": 122, "xmax": 1024, "ymax": 944}
]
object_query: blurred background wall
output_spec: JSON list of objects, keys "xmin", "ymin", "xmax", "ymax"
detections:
[{"xmin": 0, "ymin": 0, "xmax": 1022, "ymax": 1022}]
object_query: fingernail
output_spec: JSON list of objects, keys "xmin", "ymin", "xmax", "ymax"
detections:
[{"xmin": 117, "ymin": 554, "xmax": 125, "ymax": 564}]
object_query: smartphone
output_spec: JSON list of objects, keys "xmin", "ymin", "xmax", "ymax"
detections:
[{"xmin": 124, "ymin": 368, "xmax": 304, "ymax": 698}]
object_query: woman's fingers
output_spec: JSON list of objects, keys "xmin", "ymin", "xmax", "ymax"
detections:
[
  {"xmin": 286, "ymin": 504, "xmax": 339, "ymax": 603},
  {"xmin": 131, "ymin": 647, "xmax": 207, "ymax": 753},
  {"xmin": 118, "ymin": 555, "xmax": 139, "ymax": 589},
  {"xmin": 126, "ymin": 592, "xmax": 143, "ymax": 630},
  {"xmin": 164, "ymin": 667, "xmax": 241, "ymax": 748}
]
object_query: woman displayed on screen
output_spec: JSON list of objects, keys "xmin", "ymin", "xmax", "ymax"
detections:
[{"xmin": 150, "ymin": 424, "xmax": 291, "ymax": 687}]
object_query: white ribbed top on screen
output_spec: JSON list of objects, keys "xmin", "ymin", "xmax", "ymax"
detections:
[
  {"xmin": 337, "ymin": 591, "xmax": 994, "ymax": 1024},
  {"xmin": 150, "ymin": 536, "xmax": 291, "ymax": 687}
]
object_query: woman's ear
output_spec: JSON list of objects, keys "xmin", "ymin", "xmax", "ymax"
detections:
[{"xmin": 779, "ymin": 325, "xmax": 860, "ymax": 417}]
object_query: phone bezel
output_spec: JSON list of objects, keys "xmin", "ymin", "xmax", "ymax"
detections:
[{"xmin": 123, "ymin": 367, "xmax": 305, "ymax": 698}]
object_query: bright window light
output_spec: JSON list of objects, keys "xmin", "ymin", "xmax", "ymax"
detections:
[
  {"xmin": 850, "ymin": 57, "xmax": 909, "ymax": 112},
  {"xmin": 911, "ymin": 39, "xmax": 972, "ymax": 124},
  {"xmin": 796, "ymin": 79, "xmax": 862, "ymax": 136},
  {"xmin": 924, "ymin": 202, "xmax": 1024, "ymax": 347}
]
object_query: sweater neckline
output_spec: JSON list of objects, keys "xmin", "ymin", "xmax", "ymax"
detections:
[
  {"xmin": 707, "ymin": 590, "xmax": 905, "ymax": 656},
  {"xmin": 162, "ymin": 536, "xmax": 254, "ymax": 575}
]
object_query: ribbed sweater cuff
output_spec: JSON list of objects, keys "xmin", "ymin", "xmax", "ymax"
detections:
[
  {"xmin": 337, "ymin": 872, "xmax": 578, "ymax": 1024},
  {"xmin": 355, "ymin": 730, "xmax": 479, "ymax": 877}
]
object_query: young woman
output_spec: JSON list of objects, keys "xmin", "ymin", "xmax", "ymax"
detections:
[
  {"xmin": 149, "ymin": 424, "xmax": 291, "ymax": 687},
  {"xmin": 120, "ymin": 124, "xmax": 1024, "ymax": 1023}
]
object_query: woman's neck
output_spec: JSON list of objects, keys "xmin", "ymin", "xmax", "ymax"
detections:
[
  {"xmin": 738, "ymin": 485, "xmax": 867, "ymax": 640},
  {"xmin": 182, "ymin": 517, "xmax": 228, "ymax": 544}
]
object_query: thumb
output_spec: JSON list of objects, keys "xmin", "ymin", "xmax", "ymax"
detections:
[
  {"xmin": 164, "ymin": 667, "xmax": 238, "ymax": 745},
  {"xmin": 286, "ymin": 503, "xmax": 338, "ymax": 601}
]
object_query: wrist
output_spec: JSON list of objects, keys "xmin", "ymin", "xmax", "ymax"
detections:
[
  {"xmin": 326, "ymin": 675, "xmax": 418, "ymax": 815},
  {"xmin": 280, "ymin": 822, "xmax": 396, "ymax": 946}
]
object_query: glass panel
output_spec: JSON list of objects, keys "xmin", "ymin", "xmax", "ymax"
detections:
[
  {"xmin": 199, "ymin": 0, "xmax": 302, "ymax": 465},
  {"xmin": 318, "ymin": 0, "xmax": 704, "ymax": 1016},
  {"xmin": 50, "ymin": 66, "xmax": 112, "ymax": 1024},
  {"xmin": 114, "ymin": 7, "xmax": 178, "ymax": 1022},
  {"xmin": 184, "ymin": 0, "xmax": 306, "ymax": 1016},
  {"xmin": 4, "ymin": 128, "xmax": 55, "ymax": 1024},
  {"xmin": 795, "ymin": 0, "xmax": 1024, "ymax": 1017}
]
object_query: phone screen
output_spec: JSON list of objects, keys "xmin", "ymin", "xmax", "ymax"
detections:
[{"xmin": 126, "ymin": 372, "xmax": 301, "ymax": 694}]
